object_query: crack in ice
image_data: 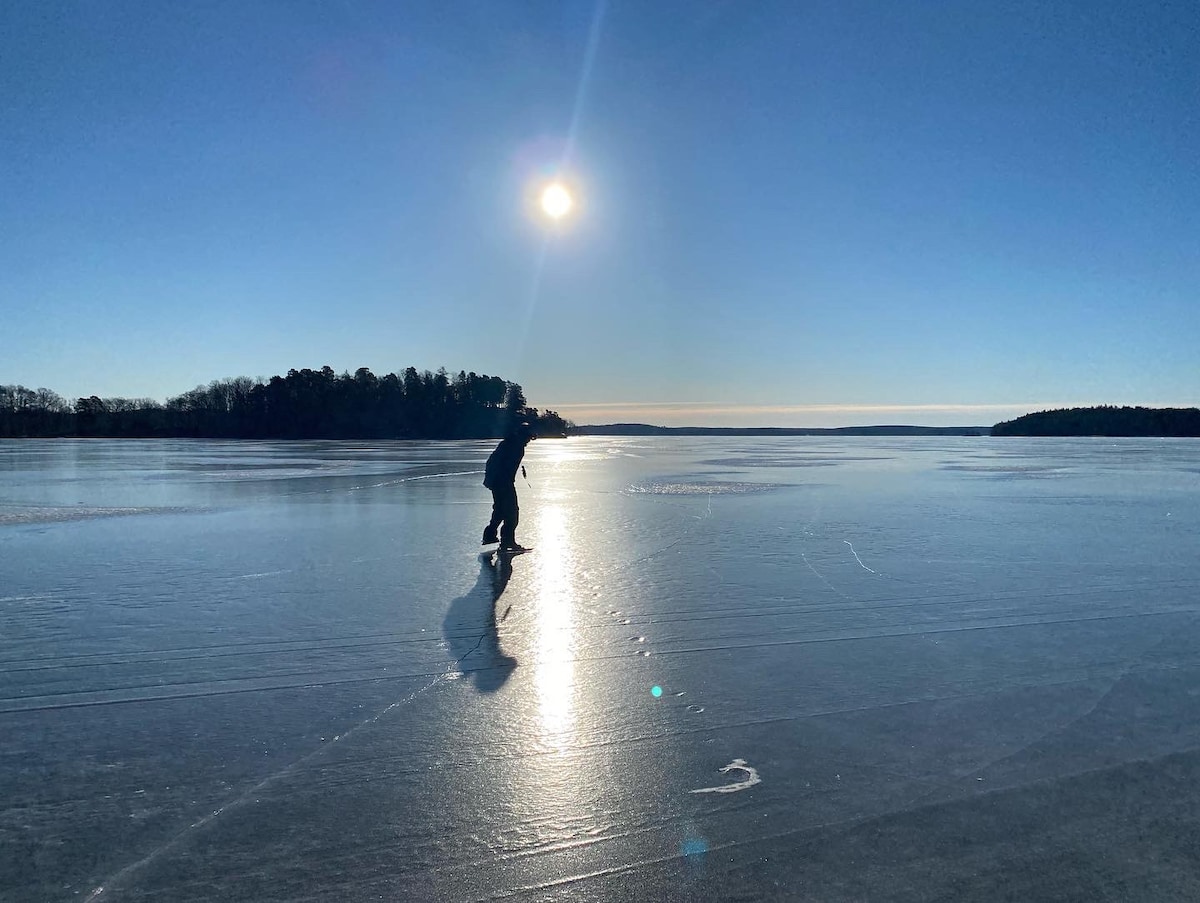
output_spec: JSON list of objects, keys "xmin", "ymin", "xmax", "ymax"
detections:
[{"xmin": 843, "ymin": 540, "xmax": 879, "ymax": 574}]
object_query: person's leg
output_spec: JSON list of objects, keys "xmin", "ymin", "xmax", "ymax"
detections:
[
  {"xmin": 497, "ymin": 485, "xmax": 520, "ymax": 547},
  {"xmin": 483, "ymin": 489, "xmax": 504, "ymax": 544}
]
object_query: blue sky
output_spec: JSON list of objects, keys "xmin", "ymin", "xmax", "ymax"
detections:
[{"xmin": 3, "ymin": 1, "xmax": 1196, "ymax": 426}]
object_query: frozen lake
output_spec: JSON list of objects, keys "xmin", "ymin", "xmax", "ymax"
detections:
[{"xmin": 2, "ymin": 436, "xmax": 1199, "ymax": 901}]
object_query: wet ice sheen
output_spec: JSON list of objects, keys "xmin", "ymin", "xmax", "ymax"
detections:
[{"xmin": 2, "ymin": 437, "xmax": 1199, "ymax": 901}]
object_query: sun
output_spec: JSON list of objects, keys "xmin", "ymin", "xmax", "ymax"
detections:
[{"xmin": 540, "ymin": 182, "xmax": 574, "ymax": 219}]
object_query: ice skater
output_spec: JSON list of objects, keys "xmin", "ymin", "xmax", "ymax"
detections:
[{"xmin": 482, "ymin": 421, "xmax": 536, "ymax": 552}]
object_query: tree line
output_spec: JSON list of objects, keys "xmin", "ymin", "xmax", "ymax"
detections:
[
  {"xmin": 993, "ymin": 406, "xmax": 1200, "ymax": 437},
  {"xmin": 0, "ymin": 367, "xmax": 572, "ymax": 440}
]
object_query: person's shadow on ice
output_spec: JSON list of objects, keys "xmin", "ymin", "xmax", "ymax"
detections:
[{"xmin": 443, "ymin": 552, "xmax": 519, "ymax": 693}]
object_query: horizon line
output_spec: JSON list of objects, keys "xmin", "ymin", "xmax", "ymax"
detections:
[
  {"xmin": 548, "ymin": 401, "xmax": 1076, "ymax": 413},
  {"xmin": 542, "ymin": 401, "xmax": 1197, "ymax": 430}
]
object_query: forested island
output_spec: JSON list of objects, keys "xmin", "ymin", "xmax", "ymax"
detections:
[
  {"xmin": 993, "ymin": 406, "xmax": 1200, "ymax": 437},
  {"xmin": 0, "ymin": 367, "xmax": 571, "ymax": 440}
]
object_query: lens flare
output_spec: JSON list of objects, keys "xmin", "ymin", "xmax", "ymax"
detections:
[{"xmin": 651, "ymin": 685, "xmax": 663, "ymax": 698}]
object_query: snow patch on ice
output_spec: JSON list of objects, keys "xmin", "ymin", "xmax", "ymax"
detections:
[
  {"xmin": 627, "ymin": 479, "xmax": 779, "ymax": 495},
  {"xmin": 0, "ymin": 505, "xmax": 192, "ymax": 526},
  {"xmin": 690, "ymin": 758, "xmax": 761, "ymax": 794}
]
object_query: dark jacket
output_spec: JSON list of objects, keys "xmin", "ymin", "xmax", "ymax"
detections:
[{"xmin": 483, "ymin": 437, "xmax": 527, "ymax": 489}]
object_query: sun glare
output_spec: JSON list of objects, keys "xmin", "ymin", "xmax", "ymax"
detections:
[{"xmin": 540, "ymin": 182, "xmax": 573, "ymax": 219}]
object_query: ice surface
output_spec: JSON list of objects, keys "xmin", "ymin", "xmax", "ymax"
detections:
[{"xmin": 2, "ymin": 437, "xmax": 1199, "ymax": 901}]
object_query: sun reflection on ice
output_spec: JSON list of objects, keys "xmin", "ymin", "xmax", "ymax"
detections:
[{"xmin": 531, "ymin": 503, "xmax": 576, "ymax": 750}]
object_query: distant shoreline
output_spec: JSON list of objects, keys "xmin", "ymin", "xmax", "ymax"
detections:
[
  {"xmin": 6, "ymin": 406, "xmax": 1197, "ymax": 441},
  {"xmin": 570, "ymin": 424, "xmax": 990, "ymax": 437},
  {"xmin": 573, "ymin": 406, "xmax": 1200, "ymax": 438}
]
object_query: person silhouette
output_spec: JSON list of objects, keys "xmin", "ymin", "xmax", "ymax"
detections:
[{"xmin": 481, "ymin": 420, "xmax": 536, "ymax": 552}]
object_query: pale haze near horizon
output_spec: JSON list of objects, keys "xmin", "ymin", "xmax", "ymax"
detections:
[{"xmin": 2, "ymin": 2, "xmax": 1197, "ymax": 428}]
